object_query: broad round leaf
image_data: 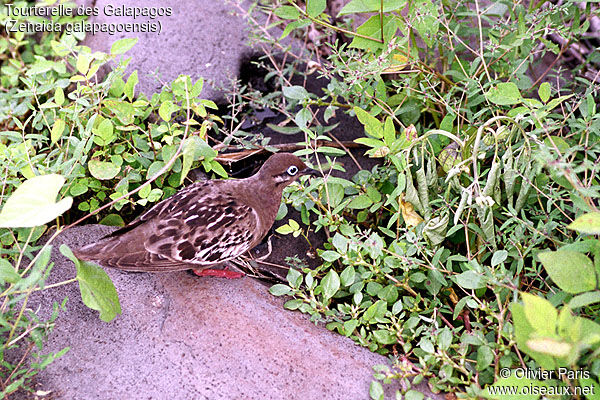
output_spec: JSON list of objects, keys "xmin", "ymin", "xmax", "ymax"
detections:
[
  {"xmin": 485, "ymin": 82, "xmax": 523, "ymax": 106},
  {"xmin": 0, "ymin": 174, "xmax": 72, "ymax": 228},
  {"xmin": 538, "ymin": 250, "xmax": 596, "ymax": 294},
  {"xmin": 321, "ymin": 269, "xmax": 340, "ymax": 300},
  {"xmin": 88, "ymin": 160, "xmax": 120, "ymax": 180},
  {"xmin": 568, "ymin": 212, "xmax": 600, "ymax": 234}
]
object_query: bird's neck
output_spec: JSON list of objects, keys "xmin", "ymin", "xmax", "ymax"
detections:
[{"xmin": 242, "ymin": 176, "xmax": 285, "ymax": 232}]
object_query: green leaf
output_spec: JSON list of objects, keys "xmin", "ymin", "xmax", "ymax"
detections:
[
  {"xmin": 306, "ymin": 0, "xmax": 326, "ymax": 17},
  {"xmin": 321, "ymin": 269, "xmax": 340, "ymax": 300},
  {"xmin": 476, "ymin": 345, "xmax": 494, "ymax": 371},
  {"xmin": 510, "ymin": 302, "xmax": 556, "ymax": 370},
  {"xmin": 454, "ymin": 270, "xmax": 487, "ymax": 289},
  {"xmin": 485, "ymin": 82, "xmax": 523, "ymax": 106},
  {"xmin": 0, "ymin": 174, "xmax": 72, "ymax": 228},
  {"xmin": 491, "ymin": 250, "xmax": 508, "ymax": 267},
  {"xmin": 51, "ymin": 118, "xmax": 65, "ymax": 144},
  {"xmin": 92, "ymin": 118, "xmax": 115, "ymax": 146},
  {"xmin": 110, "ymin": 38, "xmax": 138, "ymax": 55},
  {"xmin": 354, "ymin": 107, "xmax": 383, "ymax": 138},
  {"xmin": 54, "ymin": 87, "xmax": 65, "ymax": 106},
  {"xmin": 404, "ymin": 390, "xmax": 425, "ymax": 400},
  {"xmin": 347, "ymin": 195, "xmax": 373, "ymax": 209},
  {"xmin": 61, "ymin": 245, "xmax": 121, "ymax": 322},
  {"xmin": 103, "ymin": 99, "xmax": 135, "ymax": 125},
  {"xmin": 99, "ymin": 214, "xmax": 125, "ymax": 227},
  {"xmin": 76, "ymin": 54, "xmax": 91, "ymax": 75},
  {"xmin": 538, "ymin": 250, "xmax": 596, "ymax": 294},
  {"xmin": 321, "ymin": 250, "xmax": 341, "ymax": 262},
  {"xmin": 340, "ymin": 265, "xmax": 355, "ymax": 286},
  {"xmin": 0, "ymin": 259, "xmax": 21, "ymax": 284},
  {"xmin": 369, "ymin": 381, "xmax": 384, "ymax": 400},
  {"xmin": 294, "ymin": 108, "xmax": 312, "ymax": 128},
  {"xmin": 343, "ymin": 319, "xmax": 359, "ymax": 336},
  {"xmin": 269, "ymin": 283, "xmax": 292, "ymax": 296},
  {"xmin": 338, "ymin": 0, "xmax": 405, "ymax": 15},
  {"xmin": 373, "ymin": 329, "xmax": 396, "ymax": 344},
  {"xmin": 159, "ymin": 101, "xmax": 176, "ymax": 122},
  {"xmin": 349, "ymin": 15, "xmax": 400, "ymax": 50},
  {"xmin": 568, "ymin": 291, "xmax": 600, "ymax": 309},
  {"xmin": 538, "ymin": 82, "xmax": 551, "ymax": 103},
  {"xmin": 408, "ymin": 0, "xmax": 439, "ymax": 47},
  {"xmin": 521, "ymin": 292, "xmax": 556, "ymax": 336},
  {"xmin": 88, "ymin": 160, "xmax": 120, "ymax": 181},
  {"xmin": 275, "ymin": 5, "xmax": 300, "ymax": 19},
  {"xmin": 180, "ymin": 136, "xmax": 216, "ymax": 184},
  {"xmin": 283, "ymin": 85, "xmax": 310, "ymax": 100},
  {"xmin": 124, "ymin": 71, "xmax": 138, "ymax": 101},
  {"xmin": 275, "ymin": 224, "xmax": 295, "ymax": 235},
  {"xmin": 568, "ymin": 212, "xmax": 600, "ymax": 234}
]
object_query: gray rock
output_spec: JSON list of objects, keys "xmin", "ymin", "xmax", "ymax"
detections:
[
  {"xmin": 77, "ymin": 0, "xmax": 253, "ymax": 99},
  {"xmin": 28, "ymin": 226, "xmax": 443, "ymax": 400}
]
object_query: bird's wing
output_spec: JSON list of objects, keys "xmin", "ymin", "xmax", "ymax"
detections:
[{"xmin": 143, "ymin": 189, "xmax": 260, "ymax": 265}]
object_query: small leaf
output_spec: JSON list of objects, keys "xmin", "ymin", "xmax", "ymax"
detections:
[
  {"xmin": 321, "ymin": 250, "xmax": 341, "ymax": 263},
  {"xmin": 124, "ymin": 71, "xmax": 138, "ymax": 101},
  {"xmin": 491, "ymin": 250, "xmax": 508, "ymax": 267},
  {"xmin": 61, "ymin": 245, "xmax": 121, "ymax": 322},
  {"xmin": 76, "ymin": 54, "xmax": 91, "ymax": 75},
  {"xmin": 159, "ymin": 101, "xmax": 176, "ymax": 122},
  {"xmin": 54, "ymin": 87, "xmax": 65, "ymax": 106},
  {"xmin": 51, "ymin": 118, "xmax": 65, "ymax": 144},
  {"xmin": 373, "ymin": 329, "xmax": 396, "ymax": 344},
  {"xmin": 0, "ymin": 175, "xmax": 72, "ymax": 228},
  {"xmin": 485, "ymin": 82, "xmax": 523, "ymax": 106},
  {"xmin": 99, "ymin": 214, "xmax": 125, "ymax": 227},
  {"xmin": 347, "ymin": 195, "xmax": 373, "ymax": 209},
  {"xmin": 538, "ymin": 82, "xmax": 551, "ymax": 103},
  {"xmin": 283, "ymin": 85, "xmax": 310, "ymax": 101},
  {"xmin": 369, "ymin": 381, "xmax": 384, "ymax": 400},
  {"xmin": 339, "ymin": 0, "xmax": 405, "ymax": 15},
  {"xmin": 454, "ymin": 270, "xmax": 487, "ymax": 289},
  {"xmin": 354, "ymin": 107, "xmax": 383, "ymax": 138},
  {"xmin": 269, "ymin": 284, "xmax": 292, "ymax": 296},
  {"xmin": 0, "ymin": 259, "xmax": 21, "ymax": 284},
  {"xmin": 568, "ymin": 291, "xmax": 600, "ymax": 309},
  {"xmin": 88, "ymin": 160, "xmax": 120, "ymax": 180},
  {"xmin": 568, "ymin": 212, "xmax": 600, "ymax": 234},
  {"xmin": 321, "ymin": 269, "xmax": 340, "ymax": 300},
  {"xmin": 340, "ymin": 265, "xmax": 355, "ymax": 286},
  {"xmin": 110, "ymin": 38, "xmax": 138, "ymax": 55}
]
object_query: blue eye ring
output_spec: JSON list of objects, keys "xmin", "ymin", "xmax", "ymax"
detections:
[{"xmin": 287, "ymin": 166, "xmax": 299, "ymax": 176}]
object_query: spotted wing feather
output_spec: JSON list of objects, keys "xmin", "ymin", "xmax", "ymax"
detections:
[
  {"xmin": 76, "ymin": 181, "xmax": 261, "ymax": 271},
  {"xmin": 144, "ymin": 193, "xmax": 259, "ymax": 265}
]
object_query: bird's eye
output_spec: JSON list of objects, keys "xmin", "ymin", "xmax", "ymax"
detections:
[{"xmin": 286, "ymin": 165, "xmax": 299, "ymax": 176}]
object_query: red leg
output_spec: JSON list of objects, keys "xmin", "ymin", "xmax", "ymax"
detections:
[{"xmin": 192, "ymin": 267, "xmax": 244, "ymax": 279}]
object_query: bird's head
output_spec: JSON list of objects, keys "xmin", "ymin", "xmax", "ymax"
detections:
[{"xmin": 258, "ymin": 152, "xmax": 317, "ymax": 189}]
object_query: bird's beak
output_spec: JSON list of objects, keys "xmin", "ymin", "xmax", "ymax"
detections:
[{"xmin": 300, "ymin": 167, "xmax": 320, "ymax": 177}]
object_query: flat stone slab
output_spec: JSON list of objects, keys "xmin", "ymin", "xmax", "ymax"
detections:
[{"xmin": 27, "ymin": 225, "xmax": 443, "ymax": 399}]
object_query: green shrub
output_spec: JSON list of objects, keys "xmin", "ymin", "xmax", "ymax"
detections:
[{"xmin": 244, "ymin": 0, "xmax": 600, "ymax": 397}]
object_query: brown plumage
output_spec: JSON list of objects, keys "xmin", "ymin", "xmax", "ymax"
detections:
[{"xmin": 74, "ymin": 153, "xmax": 313, "ymax": 273}]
